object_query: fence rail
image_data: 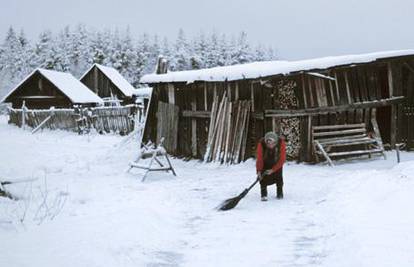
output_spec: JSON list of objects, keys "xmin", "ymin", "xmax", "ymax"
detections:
[{"xmin": 8, "ymin": 105, "xmax": 144, "ymax": 135}]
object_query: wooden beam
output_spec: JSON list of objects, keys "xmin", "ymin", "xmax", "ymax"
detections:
[
  {"xmin": 306, "ymin": 72, "xmax": 336, "ymax": 81},
  {"xmin": 370, "ymin": 108, "xmax": 386, "ymax": 159},
  {"xmin": 252, "ymin": 112, "xmax": 264, "ymax": 120},
  {"xmin": 390, "ymin": 104, "xmax": 397, "ymax": 148},
  {"xmin": 388, "ymin": 63, "xmax": 397, "ymax": 148},
  {"xmin": 250, "ymin": 82, "xmax": 255, "ymax": 111},
  {"xmin": 334, "ymin": 72, "xmax": 341, "ymax": 103},
  {"xmin": 264, "ymin": 96, "xmax": 404, "ymax": 118},
  {"xmin": 307, "ymin": 115, "xmax": 313, "ymax": 162},
  {"xmin": 387, "ymin": 62, "xmax": 394, "ymax": 97},
  {"xmin": 204, "ymin": 82, "xmax": 208, "ymax": 110},
  {"xmin": 314, "ymin": 140, "xmax": 334, "ymax": 166},
  {"xmin": 167, "ymin": 83, "xmax": 175, "ymax": 104},
  {"xmin": 344, "ymin": 71, "xmax": 353, "ymax": 104},
  {"xmin": 235, "ymin": 82, "xmax": 239, "ymax": 101},
  {"xmin": 301, "ymin": 74, "xmax": 308, "ymax": 108},
  {"xmin": 182, "ymin": 110, "xmax": 211, "ymax": 118},
  {"xmin": 191, "ymin": 89, "xmax": 197, "ymax": 157}
]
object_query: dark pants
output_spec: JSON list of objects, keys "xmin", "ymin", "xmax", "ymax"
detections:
[{"xmin": 260, "ymin": 168, "xmax": 283, "ymax": 198}]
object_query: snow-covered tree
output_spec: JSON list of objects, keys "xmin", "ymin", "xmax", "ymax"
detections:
[
  {"xmin": 170, "ymin": 29, "xmax": 190, "ymax": 71},
  {"xmin": 0, "ymin": 26, "xmax": 278, "ymax": 95}
]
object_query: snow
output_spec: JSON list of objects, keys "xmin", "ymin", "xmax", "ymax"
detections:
[
  {"xmin": 81, "ymin": 64, "xmax": 138, "ymax": 97},
  {"xmin": 140, "ymin": 49, "xmax": 414, "ymax": 83},
  {"xmin": 1, "ymin": 68, "xmax": 103, "ymax": 105},
  {"xmin": 1, "ymin": 115, "xmax": 414, "ymax": 267},
  {"xmin": 134, "ymin": 87, "xmax": 152, "ymax": 98}
]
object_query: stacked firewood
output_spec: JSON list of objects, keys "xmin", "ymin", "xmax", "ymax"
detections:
[{"xmin": 204, "ymin": 93, "xmax": 251, "ymax": 164}]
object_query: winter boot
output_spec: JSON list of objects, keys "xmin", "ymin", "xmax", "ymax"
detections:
[
  {"xmin": 261, "ymin": 196, "xmax": 268, "ymax": 201},
  {"xmin": 277, "ymin": 186, "xmax": 284, "ymax": 199}
]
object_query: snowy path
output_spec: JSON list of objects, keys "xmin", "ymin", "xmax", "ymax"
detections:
[{"xmin": 1, "ymin": 116, "xmax": 414, "ymax": 267}]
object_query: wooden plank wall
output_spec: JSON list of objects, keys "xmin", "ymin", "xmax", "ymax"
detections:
[
  {"xmin": 144, "ymin": 57, "xmax": 414, "ymax": 162},
  {"xmin": 396, "ymin": 59, "xmax": 414, "ymax": 150}
]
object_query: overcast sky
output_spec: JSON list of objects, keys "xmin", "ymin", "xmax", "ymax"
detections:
[{"xmin": 1, "ymin": 0, "xmax": 414, "ymax": 60}]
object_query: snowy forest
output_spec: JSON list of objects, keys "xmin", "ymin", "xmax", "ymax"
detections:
[{"xmin": 0, "ymin": 25, "xmax": 277, "ymax": 98}]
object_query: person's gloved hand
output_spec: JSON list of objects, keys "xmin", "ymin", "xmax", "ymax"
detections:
[{"xmin": 263, "ymin": 169, "xmax": 274, "ymax": 176}]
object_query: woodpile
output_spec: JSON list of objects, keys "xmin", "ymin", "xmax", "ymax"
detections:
[{"xmin": 204, "ymin": 92, "xmax": 251, "ymax": 164}]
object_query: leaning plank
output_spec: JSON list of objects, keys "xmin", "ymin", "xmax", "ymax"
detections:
[
  {"xmin": 314, "ymin": 140, "xmax": 334, "ymax": 166},
  {"xmin": 31, "ymin": 115, "xmax": 53, "ymax": 134}
]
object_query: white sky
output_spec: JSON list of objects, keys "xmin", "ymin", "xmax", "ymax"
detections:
[{"xmin": 1, "ymin": 0, "xmax": 414, "ymax": 60}]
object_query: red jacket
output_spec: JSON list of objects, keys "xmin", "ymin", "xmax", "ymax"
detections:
[{"xmin": 256, "ymin": 139, "xmax": 286, "ymax": 173}]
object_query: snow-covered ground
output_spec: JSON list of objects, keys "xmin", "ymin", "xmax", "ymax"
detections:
[{"xmin": 1, "ymin": 115, "xmax": 414, "ymax": 267}]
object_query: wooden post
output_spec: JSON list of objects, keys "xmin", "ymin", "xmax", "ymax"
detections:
[
  {"xmin": 94, "ymin": 66, "xmax": 99, "ymax": 94},
  {"xmin": 302, "ymin": 74, "xmax": 308, "ymax": 108},
  {"xmin": 307, "ymin": 115, "xmax": 313, "ymax": 161},
  {"xmin": 371, "ymin": 108, "xmax": 386, "ymax": 159},
  {"xmin": 390, "ymin": 104, "xmax": 397, "ymax": 148},
  {"xmin": 21, "ymin": 101, "xmax": 26, "ymax": 129},
  {"xmin": 388, "ymin": 63, "xmax": 397, "ymax": 148},
  {"xmin": 204, "ymin": 82, "xmax": 208, "ymax": 110},
  {"xmin": 344, "ymin": 71, "xmax": 353, "ymax": 104},
  {"xmin": 334, "ymin": 72, "xmax": 341, "ymax": 103},
  {"xmin": 235, "ymin": 82, "xmax": 239, "ymax": 101},
  {"xmin": 250, "ymin": 82, "xmax": 255, "ymax": 112},
  {"xmin": 168, "ymin": 83, "xmax": 175, "ymax": 105},
  {"xmin": 191, "ymin": 88, "xmax": 197, "ymax": 157},
  {"xmin": 387, "ymin": 62, "xmax": 394, "ymax": 98}
]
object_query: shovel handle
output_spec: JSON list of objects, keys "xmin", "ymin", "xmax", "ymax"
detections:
[{"xmin": 246, "ymin": 175, "xmax": 261, "ymax": 191}]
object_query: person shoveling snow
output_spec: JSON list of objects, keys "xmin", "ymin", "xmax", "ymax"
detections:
[
  {"xmin": 256, "ymin": 131, "xmax": 286, "ymax": 201},
  {"xmin": 218, "ymin": 131, "xmax": 286, "ymax": 211}
]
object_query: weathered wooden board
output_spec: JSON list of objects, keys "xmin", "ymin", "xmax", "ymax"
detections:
[{"xmin": 156, "ymin": 101, "xmax": 179, "ymax": 154}]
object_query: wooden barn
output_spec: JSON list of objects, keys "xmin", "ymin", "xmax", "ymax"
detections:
[
  {"xmin": 1, "ymin": 68, "xmax": 103, "ymax": 109},
  {"xmin": 140, "ymin": 50, "xmax": 414, "ymax": 164},
  {"xmin": 80, "ymin": 64, "xmax": 138, "ymax": 105}
]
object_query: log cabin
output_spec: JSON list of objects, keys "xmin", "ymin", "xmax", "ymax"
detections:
[
  {"xmin": 1, "ymin": 68, "xmax": 103, "ymax": 109},
  {"xmin": 140, "ymin": 50, "xmax": 414, "ymax": 164},
  {"xmin": 80, "ymin": 64, "xmax": 138, "ymax": 106}
]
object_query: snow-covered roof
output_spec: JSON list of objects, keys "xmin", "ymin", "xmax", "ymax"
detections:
[
  {"xmin": 81, "ymin": 64, "xmax": 137, "ymax": 97},
  {"xmin": 134, "ymin": 87, "xmax": 152, "ymax": 98},
  {"xmin": 1, "ymin": 68, "xmax": 103, "ymax": 104},
  {"xmin": 140, "ymin": 49, "xmax": 414, "ymax": 84}
]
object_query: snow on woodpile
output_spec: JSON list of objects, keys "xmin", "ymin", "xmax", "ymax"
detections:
[
  {"xmin": 0, "ymin": 68, "xmax": 103, "ymax": 104},
  {"xmin": 140, "ymin": 49, "xmax": 414, "ymax": 83},
  {"xmin": 92, "ymin": 64, "xmax": 137, "ymax": 97}
]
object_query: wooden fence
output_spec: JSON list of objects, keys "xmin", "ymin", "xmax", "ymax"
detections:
[{"xmin": 8, "ymin": 105, "xmax": 143, "ymax": 135}]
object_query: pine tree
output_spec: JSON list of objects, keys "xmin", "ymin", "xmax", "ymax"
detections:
[
  {"xmin": 170, "ymin": 29, "xmax": 190, "ymax": 71},
  {"xmin": 230, "ymin": 31, "xmax": 252, "ymax": 65},
  {"xmin": 190, "ymin": 31, "xmax": 207, "ymax": 69}
]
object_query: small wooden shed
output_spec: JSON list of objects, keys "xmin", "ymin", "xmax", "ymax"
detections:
[
  {"xmin": 140, "ymin": 50, "xmax": 414, "ymax": 163},
  {"xmin": 80, "ymin": 64, "xmax": 138, "ymax": 105},
  {"xmin": 1, "ymin": 68, "xmax": 103, "ymax": 109}
]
